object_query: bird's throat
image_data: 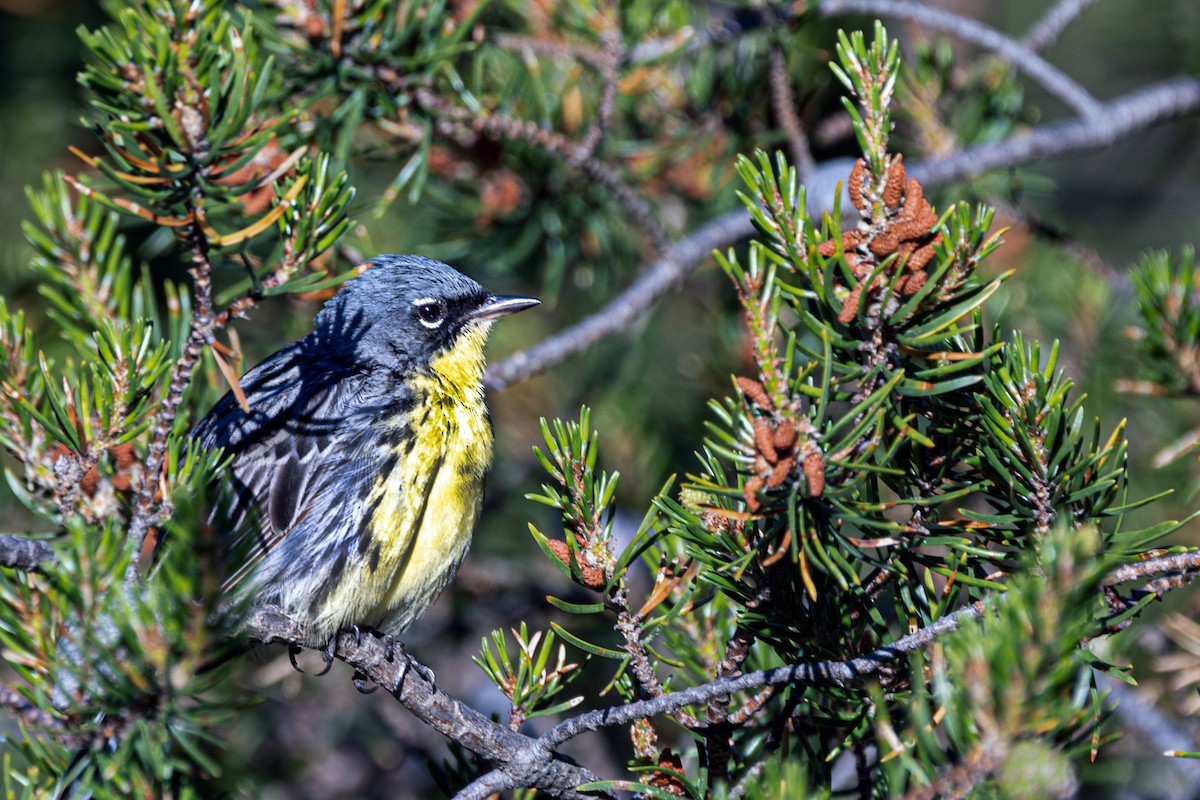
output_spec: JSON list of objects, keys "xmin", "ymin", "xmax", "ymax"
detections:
[{"xmin": 427, "ymin": 323, "xmax": 490, "ymax": 401}]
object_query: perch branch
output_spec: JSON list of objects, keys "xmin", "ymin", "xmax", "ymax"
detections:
[
  {"xmin": 0, "ymin": 534, "xmax": 55, "ymax": 572},
  {"xmin": 225, "ymin": 546, "xmax": 1200, "ymax": 795},
  {"xmin": 243, "ymin": 606, "xmax": 606, "ymax": 800}
]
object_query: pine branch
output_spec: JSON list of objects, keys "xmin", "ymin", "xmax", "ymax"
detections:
[
  {"xmin": 126, "ymin": 220, "xmax": 215, "ymax": 581},
  {"xmin": 912, "ymin": 77, "xmax": 1200, "ymax": 185},
  {"xmin": 818, "ymin": 0, "xmax": 1102, "ymax": 116},
  {"xmin": 487, "ymin": 77, "xmax": 1200, "ymax": 388},
  {"xmin": 220, "ymin": 548, "xmax": 1200, "ymax": 793},
  {"xmin": 0, "ymin": 533, "xmax": 54, "ymax": 571},
  {"xmin": 243, "ymin": 605, "xmax": 607, "ymax": 800},
  {"xmin": 1021, "ymin": 0, "xmax": 1101, "ymax": 53},
  {"xmin": 579, "ymin": 30, "xmax": 621, "ymax": 158},
  {"xmin": 768, "ymin": 44, "xmax": 817, "ymax": 181},
  {"xmin": 416, "ymin": 89, "xmax": 671, "ymax": 258},
  {"xmin": 1104, "ymin": 551, "xmax": 1200, "ymax": 594}
]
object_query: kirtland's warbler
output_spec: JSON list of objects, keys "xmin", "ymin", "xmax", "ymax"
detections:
[{"xmin": 193, "ymin": 254, "xmax": 538, "ymax": 644}]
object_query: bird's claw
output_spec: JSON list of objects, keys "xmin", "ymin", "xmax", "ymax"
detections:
[
  {"xmin": 352, "ymin": 671, "xmax": 378, "ymax": 694},
  {"xmin": 287, "ymin": 644, "xmax": 305, "ymax": 674},
  {"xmin": 313, "ymin": 635, "xmax": 337, "ymax": 677}
]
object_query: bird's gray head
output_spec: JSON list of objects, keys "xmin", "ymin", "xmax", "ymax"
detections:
[{"xmin": 313, "ymin": 254, "xmax": 538, "ymax": 373}]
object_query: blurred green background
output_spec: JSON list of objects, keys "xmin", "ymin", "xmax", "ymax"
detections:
[{"xmin": 3, "ymin": 0, "xmax": 1200, "ymax": 796}]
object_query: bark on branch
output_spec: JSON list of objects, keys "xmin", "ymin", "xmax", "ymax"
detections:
[
  {"xmin": 487, "ymin": 77, "xmax": 1200, "ymax": 389},
  {"xmin": 239, "ymin": 547, "xmax": 1200, "ymax": 795},
  {"xmin": 242, "ymin": 606, "xmax": 606, "ymax": 800},
  {"xmin": 242, "ymin": 601, "xmax": 984, "ymax": 797},
  {"xmin": 0, "ymin": 533, "xmax": 54, "ymax": 571}
]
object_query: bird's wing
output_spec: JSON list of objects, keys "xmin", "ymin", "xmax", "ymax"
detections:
[{"xmin": 192, "ymin": 343, "xmax": 402, "ymax": 590}]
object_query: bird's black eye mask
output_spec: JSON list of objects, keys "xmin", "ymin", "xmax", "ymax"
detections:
[{"xmin": 407, "ymin": 290, "xmax": 490, "ymax": 348}]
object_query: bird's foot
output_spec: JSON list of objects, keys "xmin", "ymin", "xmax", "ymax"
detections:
[{"xmin": 393, "ymin": 641, "xmax": 435, "ymax": 686}]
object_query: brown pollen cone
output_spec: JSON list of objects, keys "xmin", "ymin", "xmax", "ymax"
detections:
[
  {"xmin": 547, "ymin": 538, "xmax": 606, "ymax": 588},
  {"xmin": 737, "ymin": 378, "xmax": 807, "ymax": 510},
  {"xmin": 816, "ymin": 156, "xmax": 943, "ymax": 322},
  {"xmin": 646, "ymin": 749, "xmax": 687, "ymax": 796}
]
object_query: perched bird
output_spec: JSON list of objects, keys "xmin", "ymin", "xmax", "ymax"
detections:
[{"xmin": 192, "ymin": 254, "xmax": 538, "ymax": 646}]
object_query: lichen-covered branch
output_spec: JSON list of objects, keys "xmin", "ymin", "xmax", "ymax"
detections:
[
  {"xmin": 0, "ymin": 533, "xmax": 54, "ymax": 571},
  {"xmin": 487, "ymin": 76, "xmax": 1200, "ymax": 389},
  {"xmin": 243, "ymin": 606, "xmax": 606, "ymax": 800},
  {"xmin": 911, "ymin": 77, "xmax": 1200, "ymax": 186}
]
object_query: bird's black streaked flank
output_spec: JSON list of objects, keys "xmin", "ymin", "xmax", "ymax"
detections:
[{"xmin": 192, "ymin": 254, "xmax": 538, "ymax": 645}]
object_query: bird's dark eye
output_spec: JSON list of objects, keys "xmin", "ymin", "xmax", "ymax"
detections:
[{"xmin": 415, "ymin": 300, "xmax": 445, "ymax": 328}]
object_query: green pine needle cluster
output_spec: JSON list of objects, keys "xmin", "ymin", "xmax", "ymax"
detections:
[{"xmin": 507, "ymin": 24, "xmax": 1191, "ymax": 798}]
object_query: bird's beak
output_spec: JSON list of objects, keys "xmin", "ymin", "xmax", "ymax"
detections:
[{"xmin": 470, "ymin": 293, "xmax": 540, "ymax": 321}]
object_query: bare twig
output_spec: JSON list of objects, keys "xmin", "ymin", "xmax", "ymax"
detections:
[
  {"xmin": 912, "ymin": 77, "xmax": 1200, "ymax": 186},
  {"xmin": 541, "ymin": 601, "xmax": 986, "ymax": 748},
  {"xmin": 418, "ymin": 90, "xmax": 671, "ymax": 257},
  {"xmin": 728, "ymin": 685, "xmax": 777, "ymax": 725},
  {"xmin": 487, "ymin": 77, "xmax": 1200, "ymax": 389},
  {"xmin": 1103, "ymin": 551, "xmax": 1200, "ymax": 590},
  {"xmin": 579, "ymin": 30, "xmax": 621, "ymax": 157},
  {"xmin": 0, "ymin": 533, "xmax": 55, "ymax": 571},
  {"xmin": 1021, "ymin": 0, "xmax": 1102, "ymax": 53},
  {"xmin": 484, "ymin": 206, "xmax": 753, "ymax": 389},
  {"xmin": 613, "ymin": 599, "xmax": 700, "ymax": 729},
  {"xmin": 768, "ymin": 45, "xmax": 817, "ymax": 181},
  {"xmin": 495, "ymin": 28, "xmax": 623, "ymax": 160},
  {"xmin": 705, "ymin": 624, "xmax": 756, "ymax": 783},
  {"xmin": 125, "ymin": 223, "xmax": 215, "ymax": 582},
  {"xmin": 819, "ymin": 0, "xmax": 1102, "ymax": 117},
  {"xmin": 455, "ymin": 769, "xmax": 520, "ymax": 800},
  {"xmin": 478, "ymin": 114, "xmax": 670, "ymax": 255}
]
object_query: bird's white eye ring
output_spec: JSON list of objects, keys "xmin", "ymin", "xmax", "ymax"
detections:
[{"xmin": 414, "ymin": 298, "xmax": 445, "ymax": 328}]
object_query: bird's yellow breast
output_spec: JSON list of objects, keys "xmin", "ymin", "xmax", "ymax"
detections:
[{"xmin": 316, "ymin": 325, "xmax": 494, "ymax": 635}]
